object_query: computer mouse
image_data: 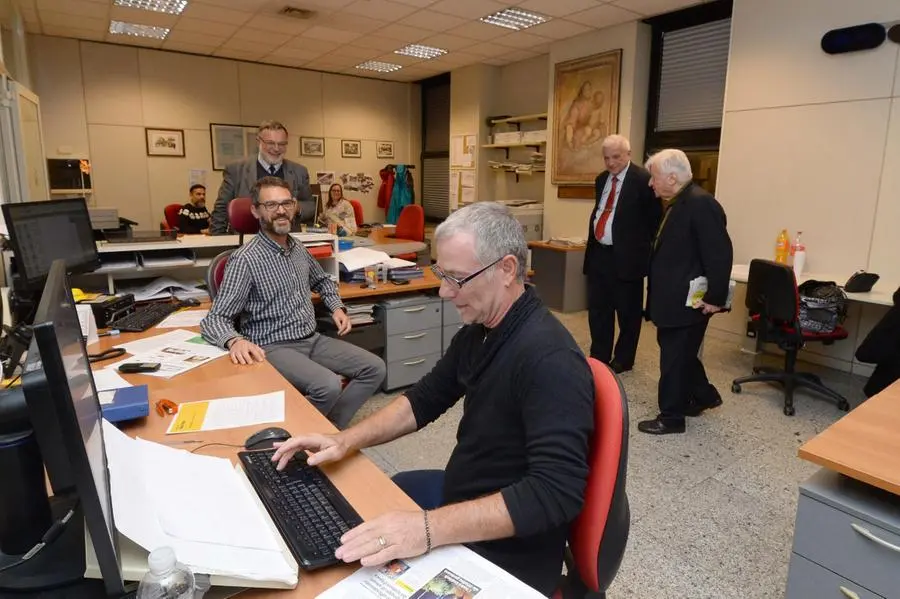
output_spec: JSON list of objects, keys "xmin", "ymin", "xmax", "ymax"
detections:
[
  {"xmin": 180, "ymin": 298, "xmax": 202, "ymax": 307},
  {"xmin": 244, "ymin": 426, "xmax": 292, "ymax": 451}
]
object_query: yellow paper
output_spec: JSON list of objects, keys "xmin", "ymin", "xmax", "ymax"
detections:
[{"xmin": 168, "ymin": 401, "xmax": 210, "ymax": 434}]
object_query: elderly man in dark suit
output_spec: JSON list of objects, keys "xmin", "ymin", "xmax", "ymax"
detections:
[
  {"xmin": 641, "ymin": 149, "xmax": 733, "ymax": 435},
  {"xmin": 209, "ymin": 120, "xmax": 315, "ymax": 234},
  {"xmin": 583, "ymin": 135, "xmax": 662, "ymax": 374}
]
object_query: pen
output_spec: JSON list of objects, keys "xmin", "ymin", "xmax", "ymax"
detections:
[{"xmin": 99, "ymin": 329, "xmax": 120, "ymax": 337}]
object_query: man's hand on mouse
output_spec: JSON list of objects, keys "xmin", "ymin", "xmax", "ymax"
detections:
[
  {"xmin": 227, "ymin": 337, "xmax": 266, "ymax": 365},
  {"xmin": 272, "ymin": 433, "xmax": 348, "ymax": 470}
]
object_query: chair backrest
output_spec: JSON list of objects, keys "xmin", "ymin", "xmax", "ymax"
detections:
[
  {"xmin": 206, "ymin": 249, "xmax": 235, "ymax": 301},
  {"xmin": 395, "ymin": 204, "xmax": 424, "ymax": 241},
  {"xmin": 744, "ymin": 258, "xmax": 798, "ymax": 322},
  {"xmin": 568, "ymin": 357, "xmax": 630, "ymax": 593},
  {"xmin": 228, "ymin": 197, "xmax": 259, "ymax": 242},
  {"xmin": 349, "ymin": 199, "xmax": 364, "ymax": 227},
  {"xmin": 163, "ymin": 203, "xmax": 182, "ymax": 229}
]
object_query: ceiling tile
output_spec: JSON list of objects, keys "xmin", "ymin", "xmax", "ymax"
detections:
[
  {"xmin": 525, "ymin": 18, "xmax": 593, "ymax": 40},
  {"xmin": 109, "ymin": 6, "xmax": 180, "ymax": 28},
  {"xmin": 300, "ymin": 25, "xmax": 361, "ymax": 44},
  {"xmin": 174, "ymin": 18, "xmax": 241, "ymax": 37},
  {"xmin": 214, "ymin": 47, "xmax": 267, "ymax": 61},
  {"xmin": 41, "ymin": 24, "xmax": 106, "ymax": 41},
  {"xmin": 165, "ymin": 29, "xmax": 227, "ymax": 45},
  {"xmin": 612, "ymin": 0, "xmax": 704, "ymax": 17},
  {"xmin": 446, "ymin": 21, "xmax": 505, "ymax": 41},
  {"xmin": 417, "ymin": 33, "xmax": 477, "ymax": 52},
  {"xmin": 39, "ymin": 11, "xmax": 106, "ymax": 31},
  {"xmin": 281, "ymin": 0, "xmax": 355, "ymax": 10},
  {"xmin": 314, "ymin": 13, "xmax": 390, "ymax": 35},
  {"xmin": 181, "ymin": 2, "xmax": 253, "ymax": 25},
  {"xmin": 518, "ymin": 0, "xmax": 600, "ymax": 18},
  {"xmin": 36, "ymin": 0, "xmax": 107, "ymax": 19},
  {"xmin": 427, "ymin": 51, "xmax": 482, "ymax": 68},
  {"xmin": 106, "ymin": 33, "xmax": 164, "ymax": 48},
  {"xmin": 376, "ymin": 22, "xmax": 429, "ymax": 42},
  {"xmin": 398, "ymin": 9, "xmax": 467, "ymax": 32},
  {"xmin": 283, "ymin": 36, "xmax": 341, "ymax": 53},
  {"xmin": 385, "ymin": 0, "xmax": 441, "ymax": 6},
  {"xmin": 230, "ymin": 27, "xmax": 293, "ymax": 46},
  {"xmin": 352, "ymin": 34, "xmax": 410, "ymax": 52},
  {"xmin": 494, "ymin": 31, "xmax": 551, "ymax": 49},
  {"xmin": 343, "ymin": 0, "xmax": 419, "ymax": 21},
  {"xmin": 187, "ymin": 0, "xmax": 271, "ymax": 10},
  {"xmin": 429, "ymin": 0, "xmax": 506, "ymax": 19},
  {"xmin": 482, "ymin": 56, "xmax": 510, "ymax": 66},
  {"xmin": 161, "ymin": 40, "xmax": 220, "ymax": 54},
  {"xmin": 220, "ymin": 37, "xmax": 280, "ymax": 53},
  {"xmin": 464, "ymin": 41, "xmax": 515, "ymax": 57},
  {"xmin": 329, "ymin": 45, "xmax": 383, "ymax": 60},
  {"xmin": 242, "ymin": 14, "xmax": 314, "ymax": 36},
  {"xmin": 568, "ymin": 4, "xmax": 641, "ymax": 29},
  {"xmin": 267, "ymin": 46, "xmax": 323, "ymax": 61},
  {"xmin": 264, "ymin": 55, "xmax": 312, "ymax": 68},
  {"xmin": 501, "ymin": 48, "xmax": 542, "ymax": 63}
]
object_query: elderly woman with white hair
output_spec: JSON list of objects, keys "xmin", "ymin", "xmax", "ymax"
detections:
[{"xmin": 639, "ymin": 149, "xmax": 733, "ymax": 435}]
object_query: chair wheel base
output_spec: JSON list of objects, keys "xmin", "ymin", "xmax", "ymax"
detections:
[
  {"xmin": 731, "ymin": 383, "xmax": 741, "ymax": 394},
  {"xmin": 783, "ymin": 405, "xmax": 795, "ymax": 416},
  {"xmin": 838, "ymin": 400, "xmax": 850, "ymax": 412}
]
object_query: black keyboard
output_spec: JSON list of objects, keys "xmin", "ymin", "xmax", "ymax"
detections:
[
  {"xmin": 238, "ymin": 449, "xmax": 363, "ymax": 570},
  {"xmin": 107, "ymin": 302, "xmax": 181, "ymax": 332}
]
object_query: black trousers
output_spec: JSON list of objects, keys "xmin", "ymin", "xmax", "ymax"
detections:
[
  {"xmin": 657, "ymin": 318, "xmax": 721, "ymax": 423},
  {"xmin": 586, "ymin": 247, "xmax": 644, "ymax": 367}
]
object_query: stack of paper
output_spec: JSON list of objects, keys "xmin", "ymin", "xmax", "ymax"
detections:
[
  {"xmin": 344, "ymin": 303, "xmax": 375, "ymax": 326},
  {"xmin": 117, "ymin": 277, "xmax": 208, "ymax": 302},
  {"xmin": 337, "ymin": 247, "xmax": 392, "ymax": 272}
]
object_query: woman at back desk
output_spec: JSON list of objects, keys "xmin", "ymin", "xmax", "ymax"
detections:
[
  {"xmin": 321, "ymin": 183, "xmax": 357, "ymax": 236},
  {"xmin": 855, "ymin": 286, "xmax": 900, "ymax": 398}
]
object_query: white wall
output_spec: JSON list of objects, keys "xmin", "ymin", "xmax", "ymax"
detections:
[
  {"xmin": 28, "ymin": 35, "xmax": 421, "ymax": 227},
  {"xmin": 450, "ymin": 62, "xmax": 500, "ymax": 206}
]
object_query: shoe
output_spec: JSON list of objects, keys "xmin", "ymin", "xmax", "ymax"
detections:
[
  {"xmin": 684, "ymin": 396, "xmax": 723, "ymax": 417},
  {"xmin": 637, "ymin": 417, "xmax": 686, "ymax": 435},
  {"xmin": 610, "ymin": 360, "xmax": 632, "ymax": 374}
]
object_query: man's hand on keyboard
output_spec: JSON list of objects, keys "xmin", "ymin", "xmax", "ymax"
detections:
[
  {"xmin": 335, "ymin": 510, "xmax": 428, "ymax": 567},
  {"xmin": 227, "ymin": 338, "xmax": 266, "ymax": 365},
  {"xmin": 272, "ymin": 433, "xmax": 347, "ymax": 470}
]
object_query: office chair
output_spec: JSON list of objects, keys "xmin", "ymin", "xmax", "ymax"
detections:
[
  {"xmin": 228, "ymin": 197, "xmax": 259, "ymax": 244},
  {"xmin": 555, "ymin": 357, "xmax": 630, "ymax": 599},
  {"xmin": 163, "ymin": 204, "xmax": 181, "ymax": 230},
  {"xmin": 206, "ymin": 249, "xmax": 235, "ymax": 301},
  {"xmin": 731, "ymin": 259, "xmax": 851, "ymax": 416},
  {"xmin": 394, "ymin": 204, "xmax": 424, "ymax": 262},
  {"xmin": 349, "ymin": 199, "xmax": 364, "ymax": 228}
]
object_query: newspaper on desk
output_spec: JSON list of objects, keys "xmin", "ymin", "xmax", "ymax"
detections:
[{"xmin": 316, "ymin": 545, "xmax": 545, "ymax": 599}]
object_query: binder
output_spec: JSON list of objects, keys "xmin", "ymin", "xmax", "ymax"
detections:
[{"xmin": 99, "ymin": 385, "xmax": 150, "ymax": 423}]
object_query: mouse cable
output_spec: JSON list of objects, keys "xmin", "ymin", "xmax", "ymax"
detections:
[
  {"xmin": 189, "ymin": 442, "xmax": 245, "ymax": 454},
  {"xmin": 0, "ymin": 499, "xmax": 80, "ymax": 576}
]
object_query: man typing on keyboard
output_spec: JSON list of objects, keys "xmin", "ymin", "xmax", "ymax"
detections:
[
  {"xmin": 272, "ymin": 202, "xmax": 594, "ymax": 596},
  {"xmin": 200, "ymin": 176, "xmax": 386, "ymax": 429}
]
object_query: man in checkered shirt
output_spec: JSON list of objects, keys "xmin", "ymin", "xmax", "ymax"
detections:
[{"xmin": 201, "ymin": 176, "xmax": 385, "ymax": 428}]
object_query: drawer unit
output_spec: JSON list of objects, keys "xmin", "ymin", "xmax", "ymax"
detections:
[
  {"xmin": 386, "ymin": 328, "xmax": 441, "ymax": 363},
  {"xmin": 786, "ymin": 553, "xmax": 884, "ymax": 599},
  {"xmin": 442, "ymin": 300, "xmax": 462, "ymax": 326},
  {"xmin": 385, "ymin": 353, "xmax": 440, "ymax": 390},
  {"xmin": 377, "ymin": 296, "xmax": 443, "ymax": 390},
  {"xmin": 377, "ymin": 296, "xmax": 442, "ymax": 335},
  {"xmin": 442, "ymin": 299, "xmax": 463, "ymax": 354}
]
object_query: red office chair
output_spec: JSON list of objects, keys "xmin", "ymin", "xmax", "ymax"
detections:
[
  {"xmin": 731, "ymin": 259, "xmax": 851, "ymax": 416},
  {"xmin": 228, "ymin": 197, "xmax": 259, "ymax": 244},
  {"xmin": 163, "ymin": 203, "xmax": 182, "ymax": 230},
  {"xmin": 394, "ymin": 204, "xmax": 424, "ymax": 262},
  {"xmin": 206, "ymin": 249, "xmax": 235, "ymax": 301},
  {"xmin": 555, "ymin": 357, "xmax": 630, "ymax": 599},
  {"xmin": 349, "ymin": 199, "xmax": 364, "ymax": 228}
]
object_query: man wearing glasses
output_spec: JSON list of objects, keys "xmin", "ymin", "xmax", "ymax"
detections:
[
  {"xmin": 201, "ymin": 177, "xmax": 385, "ymax": 428},
  {"xmin": 270, "ymin": 202, "xmax": 593, "ymax": 596},
  {"xmin": 209, "ymin": 120, "xmax": 315, "ymax": 234}
]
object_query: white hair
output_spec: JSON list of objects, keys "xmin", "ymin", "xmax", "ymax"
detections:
[
  {"xmin": 645, "ymin": 149, "xmax": 693, "ymax": 184},
  {"xmin": 602, "ymin": 134, "xmax": 631, "ymax": 153},
  {"xmin": 434, "ymin": 202, "xmax": 527, "ymax": 282}
]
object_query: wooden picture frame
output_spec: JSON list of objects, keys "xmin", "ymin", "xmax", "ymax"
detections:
[
  {"xmin": 376, "ymin": 141, "xmax": 394, "ymax": 159},
  {"xmin": 145, "ymin": 128, "xmax": 185, "ymax": 157},
  {"xmin": 551, "ymin": 49, "xmax": 622, "ymax": 186},
  {"xmin": 300, "ymin": 136, "xmax": 325, "ymax": 157},
  {"xmin": 341, "ymin": 139, "xmax": 362, "ymax": 158},
  {"xmin": 209, "ymin": 123, "xmax": 257, "ymax": 170}
]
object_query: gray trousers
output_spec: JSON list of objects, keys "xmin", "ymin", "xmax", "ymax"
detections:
[{"xmin": 265, "ymin": 334, "xmax": 386, "ymax": 429}]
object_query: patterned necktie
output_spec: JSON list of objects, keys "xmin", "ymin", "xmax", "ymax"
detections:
[
  {"xmin": 594, "ymin": 175, "xmax": 618, "ymax": 241},
  {"xmin": 269, "ymin": 165, "xmax": 277, "ymax": 175}
]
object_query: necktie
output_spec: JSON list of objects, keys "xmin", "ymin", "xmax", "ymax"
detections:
[
  {"xmin": 269, "ymin": 165, "xmax": 277, "ymax": 175},
  {"xmin": 594, "ymin": 175, "xmax": 618, "ymax": 242}
]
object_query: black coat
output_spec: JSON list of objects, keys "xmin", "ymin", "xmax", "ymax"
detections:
[
  {"xmin": 647, "ymin": 182, "xmax": 733, "ymax": 328},
  {"xmin": 856, "ymin": 289, "xmax": 900, "ymax": 397},
  {"xmin": 583, "ymin": 164, "xmax": 662, "ymax": 281}
]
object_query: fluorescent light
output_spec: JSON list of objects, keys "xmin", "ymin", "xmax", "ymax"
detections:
[
  {"xmin": 480, "ymin": 8, "xmax": 548, "ymax": 31},
  {"xmin": 355, "ymin": 60, "xmax": 403, "ymax": 73},
  {"xmin": 109, "ymin": 20, "xmax": 171, "ymax": 39},
  {"xmin": 113, "ymin": 0, "xmax": 189, "ymax": 15},
  {"xmin": 394, "ymin": 44, "xmax": 447, "ymax": 60}
]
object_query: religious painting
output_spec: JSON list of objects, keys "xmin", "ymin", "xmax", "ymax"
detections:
[{"xmin": 551, "ymin": 50, "xmax": 622, "ymax": 185}]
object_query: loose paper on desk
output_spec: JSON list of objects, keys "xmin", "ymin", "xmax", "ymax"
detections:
[
  {"xmin": 337, "ymin": 247, "xmax": 391, "ymax": 271},
  {"xmin": 686, "ymin": 276, "xmax": 736, "ymax": 309},
  {"xmin": 111, "ymin": 330, "xmax": 226, "ymax": 379},
  {"xmin": 166, "ymin": 391, "xmax": 285, "ymax": 434},
  {"xmin": 316, "ymin": 545, "xmax": 544, "ymax": 599},
  {"xmin": 156, "ymin": 309, "xmax": 209, "ymax": 329},
  {"xmin": 118, "ymin": 329, "xmax": 198, "ymax": 356},
  {"xmin": 76, "ymin": 304, "xmax": 99, "ymax": 345},
  {"xmin": 101, "ymin": 420, "xmax": 298, "ymax": 585}
]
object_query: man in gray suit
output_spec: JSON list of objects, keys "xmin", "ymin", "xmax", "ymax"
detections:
[{"xmin": 209, "ymin": 120, "xmax": 315, "ymax": 234}]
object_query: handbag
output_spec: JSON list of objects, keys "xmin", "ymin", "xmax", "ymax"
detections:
[{"xmin": 844, "ymin": 270, "xmax": 880, "ymax": 293}]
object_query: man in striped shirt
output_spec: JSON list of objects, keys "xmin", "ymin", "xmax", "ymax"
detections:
[{"xmin": 200, "ymin": 176, "xmax": 385, "ymax": 428}]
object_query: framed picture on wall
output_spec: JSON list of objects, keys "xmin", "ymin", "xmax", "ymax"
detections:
[
  {"xmin": 210, "ymin": 122, "xmax": 258, "ymax": 170},
  {"xmin": 145, "ymin": 128, "xmax": 185, "ymax": 157},
  {"xmin": 301, "ymin": 137, "xmax": 325, "ymax": 157},
  {"xmin": 376, "ymin": 141, "xmax": 394, "ymax": 159},
  {"xmin": 341, "ymin": 139, "xmax": 362, "ymax": 158}
]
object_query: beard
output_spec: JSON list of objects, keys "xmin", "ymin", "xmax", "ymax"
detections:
[{"xmin": 262, "ymin": 215, "xmax": 292, "ymax": 235}]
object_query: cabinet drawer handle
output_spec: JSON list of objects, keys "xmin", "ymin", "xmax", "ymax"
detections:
[
  {"xmin": 839, "ymin": 586, "xmax": 860, "ymax": 599},
  {"xmin": 403, "ymin": 306, "xmax": 426, "ymax": 313},
  {"xmin": 402, "ymin": 359, "xmax": 426, "ymax": 366},
  {"xmin": 402, "ymin": 332, "xmax": 428, "ymax": 340},
  {"xmin": 851, "ymin": 522, "xmax": 900, "ymax": 554}
]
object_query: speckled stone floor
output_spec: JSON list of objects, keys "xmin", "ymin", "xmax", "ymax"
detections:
[{"xmin": 351, "ymin": 312, "xmax": 867, "ymax": 599}]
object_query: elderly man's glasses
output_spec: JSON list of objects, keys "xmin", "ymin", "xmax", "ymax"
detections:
[
  {"xmin": 258, "ymin": 138, "xmax": 288, "ymax": 149},
  {"xmin": 258, "ymin": 199, "xmax": 296, "ymax": 212},
  {"xmin": 430, "ymin": 256, "xmax": 504, "ymax": 289}
]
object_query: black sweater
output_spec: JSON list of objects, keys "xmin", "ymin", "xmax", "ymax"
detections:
[
  {"xmin": 855, "ymin": 289, "xmax": 900, "ymax": 397},
  {"xmin": 177, "ymin": 203, "xmax": 210, "ymax": 234},
  {"xmin": 405, "ymin": 286, "xmax": 594, "ymax": 596}
]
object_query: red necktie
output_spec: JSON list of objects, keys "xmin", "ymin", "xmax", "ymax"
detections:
[{"xmin": 594, "ymin": 175, "xmax": 618, "ymax": 241}]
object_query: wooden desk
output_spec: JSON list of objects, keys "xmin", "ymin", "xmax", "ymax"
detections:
[
  {"xmin": 90, "ymin": 327, "xmax": 417, "ymax": 597},
  {"xmin": 338, "ymin": 268, "xmax": 440, "ymax": 301},
  {"xmin": 798, "ymin": 380, "xmax": 900, "ymax": 496}
]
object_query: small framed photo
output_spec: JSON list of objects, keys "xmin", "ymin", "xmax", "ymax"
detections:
[
  {"xmin": 145, "ymin": 128, "xmax": 185, "ymax": 157},
  {"xmin": 341, "ymin": 139, "xmax": 362, "ymax": 158},
  {"xmin": 300, "ymin": 136, "xmax": 325, "ymax": 157},
  {"xmin": 376, "ymin": 141, "xmax": 394, "ymax": 159}
]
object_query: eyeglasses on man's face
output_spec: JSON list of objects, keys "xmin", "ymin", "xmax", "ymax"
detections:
[
  {"xmin": 258, "ymin": 138, "xmax": 288, "ymax": 150},
  {"xmin": 430, "ymin": 256, "xmax": 504, "ymax": 290},
  {"xmin": 258, "ymin": 199, "xmax": 297, "ymax": 212}
]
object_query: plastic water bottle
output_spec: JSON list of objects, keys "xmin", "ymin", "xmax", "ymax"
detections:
[
  {"xmin": 791, "ymin": 231, "xmax": 806, "ymax": 278},
  {"xmin": 136, "ymin": 547, "xmax": 195, "ymax": 599}
]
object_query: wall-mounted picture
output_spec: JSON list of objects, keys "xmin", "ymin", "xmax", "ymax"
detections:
[
  {"xmin": 551, "ymin": 49, "xmax": 622, "ymax": 186},
  {"xmin": 341, "ymin": 140, "xmax": 362, "ymax": 158},
  {"xmin": 376, "ymin": 141, "xmax": 394, "ymax": 159},
  {"xmin": 301, "ymin": 136, "xmax": 325, "ymax": 157},
  {"xmin": 210, "ymin": 123, "xmax": 258, "ymax": 170},
  {"xmin": 146, "ymin": 128, "xmax": 185, "ymax": 157}
]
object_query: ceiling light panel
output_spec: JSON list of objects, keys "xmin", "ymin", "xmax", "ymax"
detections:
[
  {"xmin": 113, "ymin": 0, "xmax": 189, "ymax": 15},
  {"xmin": 109, "ymin": 20, "xmax": 171, "ymax": 39},
  {"xmin": 395, "ymin": 44, "xmax": 447, "ymax": 60},
  {"xmin": 480, "ymin": 8, "xmax": 549, "ymax": 31},
  {"xmin": 355, "ymin": 60, "xmax": 404, "ymax": 73}
]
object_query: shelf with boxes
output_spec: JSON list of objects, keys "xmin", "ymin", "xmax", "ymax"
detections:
[{"xmin": 484, "ymin": 113, "xmax": 547, "ymax": 182}]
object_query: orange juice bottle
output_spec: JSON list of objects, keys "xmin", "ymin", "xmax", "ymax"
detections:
[{"xmin": 775, "ymin": 229, "xmax": 790, "ymax": 264}]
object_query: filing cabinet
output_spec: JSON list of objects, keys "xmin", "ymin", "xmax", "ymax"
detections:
[
  {"xmin": 376, "ymin": 295, "xmax": 442, "ymax": 391},
  {"xmin": 442, "ymin": 299, "xmax": 464, "ymax": 355}
]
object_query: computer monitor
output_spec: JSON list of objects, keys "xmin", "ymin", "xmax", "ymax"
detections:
[
  {"xmin": 1, "ymin": 198, "xmax": 100, "ymax": 290},
  {"xmin": 22, "ymin": 259, "xmax": 124, "ymax": 596}
]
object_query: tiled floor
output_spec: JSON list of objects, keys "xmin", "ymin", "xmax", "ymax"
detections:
[{"xmin": 351, "ymin": 310, "xmax": 868, "ymax": 598}]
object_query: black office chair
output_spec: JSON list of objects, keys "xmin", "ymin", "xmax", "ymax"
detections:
[{"xmin": 731, "ymin": 259, "xmax": 851, "ymax": 416}]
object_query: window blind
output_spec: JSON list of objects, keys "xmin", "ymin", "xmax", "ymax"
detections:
[{"xmin": 422, "ymin": 156, "xmax": 449, "ymax": 219}]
